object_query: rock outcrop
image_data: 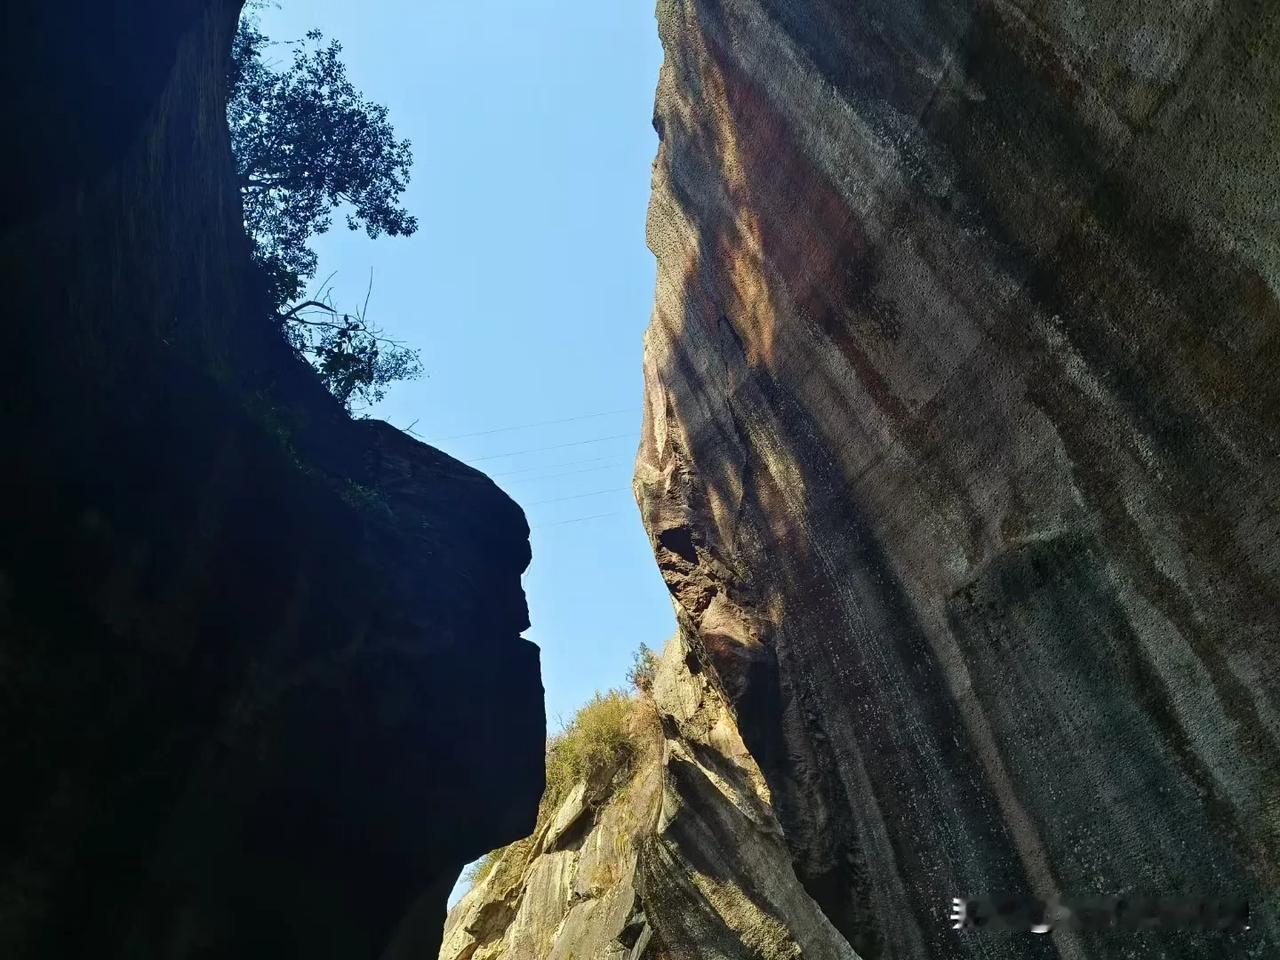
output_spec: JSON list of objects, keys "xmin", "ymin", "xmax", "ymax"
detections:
[
  {"xmin": 0, "ymin": 2, "xmax": 544, "ymax": 957},
  {"xmin": 441, "ymin": 636, "xmax": 857, "ymax": 960},
  {"xmin": 634, "ymin": 0, "xmax": 1280, "ymax": 959},
  {"xmin": 442, "ymin": 0, "xmax": 1278, "ymax": 956}
]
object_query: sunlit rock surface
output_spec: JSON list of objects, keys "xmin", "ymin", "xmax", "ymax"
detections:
[
  {"xmin": 440, "ymin": 636, "xmax": 856, "ymax": 960},
  {"xmin": 0, "ymin": 2, "xmax": 544, "ymax": 957},
  {"xmin": 633, "ymin": 0, "xmax": 1280, "ymax": 958}
]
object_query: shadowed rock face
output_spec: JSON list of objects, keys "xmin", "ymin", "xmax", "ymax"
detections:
[
  {"xmin": 0, "ymin": 2, "xmax": 544, "ymax": 957},
  {"xmin": 636, "ymin": 0, "xmax": 1280, "ymax": 958}
]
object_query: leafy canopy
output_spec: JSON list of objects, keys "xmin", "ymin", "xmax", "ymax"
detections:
[
  {"xmin": 228, "ymin": 18, "xmax": 417, "ymax": 306},
  {"xmin": 227, "ymin": 12, "xmax": 422, "ymax": 410}
]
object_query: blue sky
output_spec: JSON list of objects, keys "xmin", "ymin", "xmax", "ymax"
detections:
[{"xmin": 249, "ymin": 0, "xmax": 672, "ymax": 896}]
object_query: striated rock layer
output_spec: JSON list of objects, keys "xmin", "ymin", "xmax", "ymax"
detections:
[
  {"xmin": 0, "ymin": 1, "xmax": 544, "ymax": 957},
  {"xmin": 441, "ymin": 636, "xmax": 857, "ymax": 960},
  {"xmin": 636, "ymin": 0, "xmax": 1280, "ymax": 958}
]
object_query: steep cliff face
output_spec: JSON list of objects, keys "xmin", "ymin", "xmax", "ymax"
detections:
[
  {"xmin": 441, "ymin": 636, "xmax": 855, "ymax": 960},
  {"xmin": 0, "ymin": 2, "xmax": 544, "ymax": 957},
  {"xmin": 635, "ymin": 1, "xmax": 1280, "ymax": 959}
]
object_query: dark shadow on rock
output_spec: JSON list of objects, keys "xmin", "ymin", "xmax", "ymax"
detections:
[{"xmin": 0, "ymin": 2, "xmax": 546, "ymax": 957}]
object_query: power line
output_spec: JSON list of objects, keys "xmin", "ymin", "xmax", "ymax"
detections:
[
  {"xmin": 462, "ymin": 433, "xmax": 632, "ymax": 464},
  {"xmin": 522, "ymin": 486, "xmax": 631, "ymax": 507},
  {"xmin": 532, "ymin": 511, "xmax": 624, "ymax": 529},
  {"xmin": 506, "ymin": 465, "xmax": 621, "ymax": 486},
  {"xmin": 422, "ymin": 408, "xmax": 631, "ymax": 442},
  {"xmin": 502, "ymin": 461, "xmax": 630, "ymax": 485},
  {"xmin": 491, "ymin": 455, "xmax": 622, "ymax": 477}
]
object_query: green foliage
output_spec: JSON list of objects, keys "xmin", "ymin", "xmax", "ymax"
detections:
[
  {"xmin": 462, "ymin": 687, "xmax": 656, "ymax": 893},
  {"xmin": 545, "ymin": 690, "xmax": 638, "ymax": 810},
  {"xmin": 242, "ymin": 388, "xmax": 298, "ymax": 458},
  {"xmin": 340, "ymin": 479, "xmax": 393, "ymax": 519},
  {"xmin": 228, "ymin": 16, "xmax": 416, "ymax": 306},
  {"xmin": 227, "ymin": 12, "xmax": 422, "ymax": 410},
  {"xmin": 462, "ymin": 845, "xmax": 507, "ymax": 888},
  {"xmin": 283, "ymin": 285, "xmax": 422, "ymax": 411},
  {"xmin": 627, "ymin": 642, "xmax": 659, "ymax": 694}
]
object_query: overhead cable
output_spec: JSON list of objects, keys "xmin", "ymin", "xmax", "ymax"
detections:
[
  {"xmin": 462, "ymin": 433, "xmax": 631, "ymax": 464},
  {"xmin": 532, "ymin": 511, "xmax": 624, "ymax": 529},
  {"xmin": 522, "ymin": 487, "xmax": 631, "ymax": 507},
  {"xmin": 423, "ymin": 408, "xmax": 631, "ymax": 442},
  {"xmin": 503, "ymin": 462, "xmax": 629, "ymax": 485},
  {"xmin": 491, "ymin": 454, "xmax": 622, "ymax": 478}
]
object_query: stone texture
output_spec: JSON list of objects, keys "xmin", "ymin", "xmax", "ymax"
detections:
[
  {"xmin": 638, "ymin": 634, "xmax": 861, "ymax": 960},
  {"xmin": 441, "ymin": 738, "xmax": 655, "ymax": 960},
  {"xmin": 634, "ymin": 0, "xmax": 1280, "ymax": 958},
  {"xmin": 0, "ymin": 2, "xmax": 544, "ymax": 957},
  {"xmin": 440, "ymin": 635, "xmax": 860, "ymax": 960}
]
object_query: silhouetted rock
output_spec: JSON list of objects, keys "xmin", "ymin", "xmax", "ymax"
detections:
[{"xmin": 0, "ymin": 2, "xmax": 544, "ymax": 957}]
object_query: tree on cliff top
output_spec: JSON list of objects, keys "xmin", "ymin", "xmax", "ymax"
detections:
[
  {"xmin": 227, "ymin": 13, "xmax": 421, "ymax": 409},
  {"xmin": 281, "ymin": 274, "xmax": 422, "ymax": 409},
  {"xmin": 228, "ymin": 18, "xmax": 416, "ymax": 306}
]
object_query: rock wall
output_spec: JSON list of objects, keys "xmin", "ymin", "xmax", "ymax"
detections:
[
  {"xmin": 636, "ymin": 0, "xmax": 1280, "ymax": 958},
  {"xmin": 441, "ymin": 635, "xmax": 856, "ymax": 960},
  {"xmin": 0, "ymin": 2, "xmax": 544, "ymax": 957}
]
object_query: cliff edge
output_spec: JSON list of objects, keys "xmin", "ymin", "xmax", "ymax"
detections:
[
  {"xmin": 0, "ymin": 1, "xmax": 545, "ymax": 957},
  {"xmin": 635, "ymin": 0, "xmax": 1279, "ymax": 958}
]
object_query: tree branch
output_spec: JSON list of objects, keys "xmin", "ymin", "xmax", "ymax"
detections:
[
  {"xmin": 279, "ymin": 299, "xmax": 337, "ymax": 320},
  {"xmin": 282, "ymin": 313, "xmax": 413, "ymax": 351},
  {"xmin": 361, "ymin": 267, "xmax": 373, "ymax": 322}
]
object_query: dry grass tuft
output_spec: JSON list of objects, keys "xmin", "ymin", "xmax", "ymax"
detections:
[{"xmin": 462, "ymin": 646, "xmax": 666, "ymax": 891}]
